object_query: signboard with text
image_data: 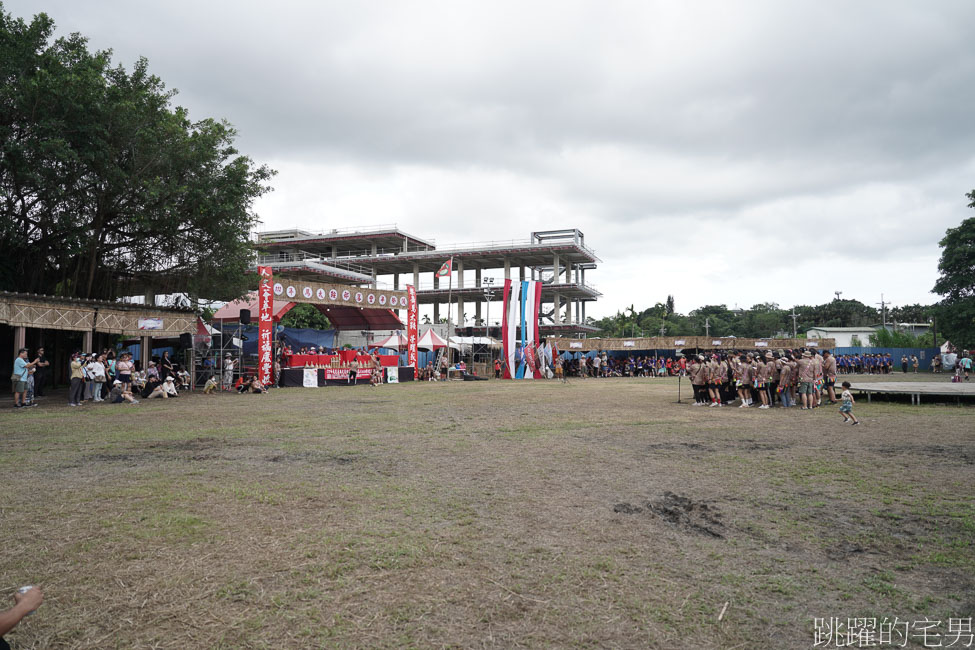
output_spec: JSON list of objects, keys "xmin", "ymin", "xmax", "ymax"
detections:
[
  {"xmin": 257, "ymin": 266, "xmax": 274, "ymax": 385},
  {"xmin": 270, "ymin": 276, "xmax": 407, "ymax": 310},
  {"xmin": 407, "ymin": 285, "xmax": 418, "ymax": 369}
]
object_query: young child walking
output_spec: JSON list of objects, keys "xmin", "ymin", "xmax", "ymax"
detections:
[{"xmin": 839, "ymin": 381, "xmax": 859, "ymax": 425}]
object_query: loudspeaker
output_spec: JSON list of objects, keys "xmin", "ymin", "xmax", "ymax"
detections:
[
  {"xmin": 180, "ymin": 333, "xmax": 193, "ymax": 347},
  {"xmin": 240, "ymin": 309, "xmax": 251, "ymax": 324}
]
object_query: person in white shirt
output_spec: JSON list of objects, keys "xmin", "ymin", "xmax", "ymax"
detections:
[
  {"xmin": 87, "ymin": 355, "xmax": 107, "ymax": 402},
  {"xmin": 162, "ymin": 377, "xmax": 179, "ymax": 397}
]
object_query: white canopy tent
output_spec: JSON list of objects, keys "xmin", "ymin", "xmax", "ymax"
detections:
[
  {"xmin": 418, "ymin": 328, "xmax": 460, "ymax": 351},
  {"xmin": 449, "ymin": 336, "xmax": 501, "ymax": 353},
  {"xmin": 370, "ymin": 333, "xmax": 407, "ymax": 350}
]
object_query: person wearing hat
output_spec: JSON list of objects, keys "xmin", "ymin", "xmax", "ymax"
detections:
[
  {"xmin": 142, "ymin": 375, "xmax": 168, "ymax": 399},
  {"xmin": 778, "ymin": 353, "xmax": 794, "ymax": 407},
  {"xmin": 108, "ymin": 379, "xmax": 139, "ymax": 404},
  {"xmin": 797, "ymin": 350, "xmax": 816, "ymax": 409},
  {"xmin": 222, "ymin": 353, "xmax": 236, "ymax": 391},
  {"xmin": 162, "ymin": 376, "xmax": 179, "ymax": 397}
]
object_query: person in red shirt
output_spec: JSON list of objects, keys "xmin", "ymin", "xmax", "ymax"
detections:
[{"xmin": 494, "ymin": 358, "xmax": 501, "ymax": 379}]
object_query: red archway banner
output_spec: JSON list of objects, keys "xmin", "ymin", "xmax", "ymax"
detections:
[{"xmin": 257, "ymin": 266, "xmax": 273, "ymax": 385}]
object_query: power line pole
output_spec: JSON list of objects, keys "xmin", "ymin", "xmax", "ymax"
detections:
[
  {"xmin": 790, "ymin": 307, "xmax": 800, "ymax": 339},
  {"xmin": 705, "ymin": 317, "xmax": 710, "ymax": 338},
  {"xmin": 876, "ymin": 293, "xmax": 888, "ymax": 330}
]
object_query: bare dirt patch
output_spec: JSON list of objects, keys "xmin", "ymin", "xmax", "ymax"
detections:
[{"xmin": 614, "ymin": 491, "xmax": 726, "ymax": 538}]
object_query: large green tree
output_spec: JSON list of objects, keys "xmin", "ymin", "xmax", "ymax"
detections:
[
  {"xmin": 932, "ymin": 202, "xmax": 975, "ymax": 346},
  {"xmin": 0, "ymin": 6, "xmax": 274, "ymax": 301},
  {"xmin": 279, "ymin": 304, "xmax": 332, "ymax": 330}
]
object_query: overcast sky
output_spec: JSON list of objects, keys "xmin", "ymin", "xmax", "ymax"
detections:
[{"xmin": 8, "ymin": 0, "xmax": 975, "ymax": 319}]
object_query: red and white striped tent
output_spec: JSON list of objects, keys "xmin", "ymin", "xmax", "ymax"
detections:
[
  {"xmin": 417, "ymin": 328, "xmax": 450, "ymax": 350},
  {"xmin": 370, "ymin": 333, "xmax": 407, "ymax": 350}
]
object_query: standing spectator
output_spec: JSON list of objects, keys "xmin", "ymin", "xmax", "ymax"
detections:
[
  {"xmin": 494, "ymin": 358, "xmax": 501, "ymax": 379},
  {"xmin": 68, "ymin": 352, "xmax": 85, "ymax": 406},
  {"xmin": 901, "ymin": 355, "xmax": 908, "ymax": 374},
  {"xmin": 160, "ymin": 350, "xmax": 175, "ymax": 380},
  {"xmin": 911, "ymin": 355, "xmax": 919, "ymax": 373},
  {"xmin": 33, "ymin": 346, "xmax": 50, "ymax": 397},
  {"xmin": 222, "ymin": 353, "xmax": 235, "ymax": 390},
  {"xmin": 959, "ymin": 352, "xmax": 972, "ymax": 381},
  {"xmin": 10, "ymin": 348, "xmax": 37, "ymax": 408},
  {"xmin": 88, "ymin": 354, "xmax": 107, "ymax": 402},
  {"xmin": 116, "ymin": 353, "xmax": 134, "ymax": 392}
]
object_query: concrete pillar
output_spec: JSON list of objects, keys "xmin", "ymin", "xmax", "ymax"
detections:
[
  {"xmin": 371, "ymin": 243, "xmax": 377, "ymax": 255},
  {"xmin": 413, "ymin": 263, "xmax": 419, "ymax": 289},
  {"xmin": 582, "ymin": 302, "xmax": 587, "ymax": 323},
  {"xmin": 393, "ymin": 274, "xmax": 399, "ymax": 290},
  {"xmin": 475, "ymin": 299, "xmax": 482, "ymax": 325},
  {"xmin": 504, "ymin": 257, "xmax": 511, "ymax": 280},
  {"xmin": 553, "ymin": 253, "xmax": 560, "ymax": 284},
  {"xmin": 83, "ymin": 330, "xmax": 93, "ymax": 353},
  {"xmin": 575, "ymin": 300, "xmax": 581, "ymax": 323},
  {"xmin": 402, "ymin": 238, "xmax": 408, "ymax": 253},
  {"xmin": 519, "ymin": 266, "xmax": 525, "ymax": 282},
  {"xmin": 331, "ymin": 245, "xmax": 338, "ymax": 258},
  {"xmin": 475, "ymin": 268, "xmax": 481, "ymax": 288},
  {"xmin": 456, "ymin": 260, "xmax": 465, "ymax": 328},
  {"xmin": 371, "ymin": 267, "xmax": 377, "ymax": 288},
  {"xmin": 140, "ymin": 335, "xmax": 151, "ymax": 369},
  {"xmin": 573, "ymin": 264, "xmax": 579, "ymax": 284},
  {"xmin": 433, "ymin": 275, "xmax": 440, "ymax": 322},
  {"xmin": 13, "ymin": 326, "xmax": 26, "ymax": 356},
  {"xmin": 553, "ymin": 293, "xmax": 561, "ymax": 324}
]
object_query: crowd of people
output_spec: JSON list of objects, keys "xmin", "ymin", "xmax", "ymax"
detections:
[
  {"xmin": 9, "ymin": 342, "xmax": 974, "ymax": 408},
  {"xmin": 8, "ymin": 346, "xmax": 196, "ymax": 409},
  {"xmin": 561, "ymin": 354, "xmax": 687, "ymax": 378},
  {"xmin": 686, "ymin": 349, "xmax": 854, "ymax": 412}
]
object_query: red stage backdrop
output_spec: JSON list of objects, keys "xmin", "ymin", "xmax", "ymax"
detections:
[
  {"xmin": 407, "ymin": 285, "xmax": 418, "ymax": 369},
  {"xmin": 257, "ymin": 266, "xmax": 273, "ymax": 385}
]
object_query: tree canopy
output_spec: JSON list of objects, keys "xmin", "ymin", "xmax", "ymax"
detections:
[
  {"xmin": 0, "ymin": 6, "xmax": 274, "ymax": 302},
  {"xmin": 279, "ymin": 304, "xmax": 332, "ymax": 330},
  {"xmin": 932, "ymin": 197, "xmax": 975, "ymax": 346},
  {"xmin": 592, "ymin": 298, "xmax": 936, "ymax": 342}
]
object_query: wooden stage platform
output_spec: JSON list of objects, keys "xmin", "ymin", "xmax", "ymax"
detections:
[{"xmin": 849, "ymin": 381, "xmax": 975, "ymax": 405}]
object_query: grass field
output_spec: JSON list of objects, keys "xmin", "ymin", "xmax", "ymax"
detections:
[{"xmin": 2, "ymin": 377, "xmax": 973, "ymax": 649}]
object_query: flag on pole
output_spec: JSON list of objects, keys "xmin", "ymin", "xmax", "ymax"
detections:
[{"xmin": 436, "ymin": 258, "xmax": 453, "ymax": 277}]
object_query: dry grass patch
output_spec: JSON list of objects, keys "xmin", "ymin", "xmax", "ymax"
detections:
[{"xmin": 1, "ymin": 378, "xmax": 973, "ymax": 648}]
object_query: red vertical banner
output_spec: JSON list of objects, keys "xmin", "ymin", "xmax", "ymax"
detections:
[
  {"xmin": 258, "ymin": 266, "xmax": 273, "ymax": 385},
  {"xmin": 407, "ymin": 285, "xmax": 418, "ymax": 370}
]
